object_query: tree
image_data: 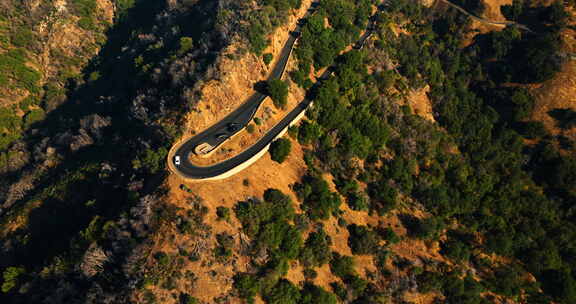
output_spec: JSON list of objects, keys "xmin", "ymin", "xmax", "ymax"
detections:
[
  {"xmin": 133, "ymin": 147, "xmax": 168, "ymax": 173},
  {"xmin": 216, "ymin": 206, "xmax": 230, "ymax": 221},
  {"xmin": 347, "ymin": 192, "xmax": 369, "ymax": 211},
  {"xmin": 264, "ymin": 188, "xmax": 296, "ymax": 221},
  {"xmin": 299, "ymin": 176, "xmax": 342, "ymax": 220},
  {"xmin": 2, "ymin": 266, "xmax": 25, "ymax": 293},
  {"xmin": 298, "ymin": 121, "xmax": 322, "ymax": 145},
  {"xmin": 178, "ymin": 37, "xmax": 194, "ymax": 55},
  {"xmin": 347, "ymin": 224, "xmax": 380, "ymax": 255},
  {"xmin": 11, "ymin": 28, "xmax": 35, "ymax": 49},
  {"xmin": 518, "ymin": 121, "xmax": 547, "ymax": 139},
  {"xmin": 179, "ymin": 293, "xmax": 200, "ymax": 304},
  {"xmin": 299, "ymin": 229, "xmax": 332, "ymax": 267},
  {"xmin": 300, "ymin": 283, "xmax": 338, "ymax": 304},
  {"xmin": 267, "ymin": 79, "xmax": 289, "ymax": 109},
  {"xmin": 265, "ymin": 279, "xmax": 301, "ymax": 304},
  {"xmin": 542, "ymin": 269, "xmax": 576, "ymax": 303},
  {"xmin": 380, "ymin": 227, "xmax": 400, "ymax": 244},
  {"xmin": 330, "ymin": 253, "xmax": 355, "ymax": 278},
  {"xmin": 247, "ymin": 20, "xmax": 269, "ymax": 55},
  {"xmin": 269, "ymin": 138, "xmax": 292, "ymax": 163},
  {"xmin": 23, "ymin": 109, "xmax": 45, "ymax": 128},
  {"xmin": 233, "ymin": 273, "xmax": 260, "ymax": 301}
]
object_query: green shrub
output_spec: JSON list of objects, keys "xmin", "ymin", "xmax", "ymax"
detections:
[
  {"xmin": 347, "ymin": 192, "xmax": 369, "ymax": 211},
  {"xmin": 178, "ymin": 37, "xmax": 194, "ymax": 55},
  {"xmin": 269, "ymin": 138, "xmax": 291, "ymax": 163},
  {"xmin": 19, "ymin": 96, "xmax": 39, "ymax": 111},
  {"xmin": 266, "ymin": 79, "xmax": 289, "ymax": 109},
  {"xmin": 23, "ymin": 109, "xmax": 45, "ymax": 128},
  {"xmin": 214, "ymin": 233, "xmax": 234, "ymax": 261},
  {"xmin": 298, "ymin": 121, "xmax": 321, "ymax": 145},
  {"xmin": 154, "ymin": 252, "xmax": 170, "ymax": 266},
  {"xmin": 296, "ymin": 175, "xmax": 341, "ymax": 220},
  {"xmin": 347, "ymin": 224, "xmax": 381, "ymax": 255},
  {"xmin": 287, "ymin": 125, "xmax": 298, "ymax": 138},
  {"xmin": 303, "ymin": 268, "xmax": 317, "ymax": 280},
  {"xmin": 380, "ymin": 227, "xmax": 400, "ymax": 244},
  {"xmin": 0, "ymin": 50, "xmax": 42, "ymax": 92},
  {"xmin": 330, "ymin": 282, "xmax": 347, "ymax": 301},
  {"xmin": 263, "ymin": 53, "xmax": 274, "ymax": 65},
  {"xmin": 345, "ymin": 275, "xmax": 368, "ymax": 297},
  {"xmin": 247, "ymin": 21, "xmax": 269, "ymax": 56},
  {"xmin": 116, "ymin": 0, "xmax": 135, "ymax": 17},
  {"xmin": 133, "ymin": 147, "xmax": 168, "ymax": 173},
  {"xmin": 72, "ymin": 0, "xmax": 97, "ymax": 18},
  {"xmin": 264, "ymin": 279, "xmax": 301, "ymax": 304},
  {"xmin": 179, "ymin": 293, "xmax": 200, "ymax": 304},
  {"xmin": 233, "ymin": 273, "xmax": 260, "ymax": 301},
  {"xmin": 78, "ymin": 17, "xmax": 96, "ymax": 30},
  {"xmin": 234, "ymin": 189, "xmax": 300, "ymax": 257},
  {"xmin": 11, "ymin": 28, "xmax": 35, "ymax": 48},
  {"xmin": 519, "ymin": 121, "xmax": 548, "ymax": 139},
  {"xmin": 330, "ymin": 253, "xmax": 355, "ymax": 279},
  {"xmin": 368, "ymin": 181, "xmax": 398, "ymax": 215},
  {"xmin": 300, "ymin": 283, "xmax": 338, "ymax": 304},
  {"xmin": 1, "ymin": 266, "xmax": 25, "ymax": 293},
  {"xmin": 216, "ymin": 206, "xmax": 230, "ymax": 221},
  {"xmin": 88, "ymin": 71, "xmax": 101, "ymax": 82},
  {"xmin": 263, "ymin": 188, "xmax": 296, "ymax": 221},
  {"xmin": 440, "ymin": 239, "xmax": 471, "ymax": 262},
  {"xmin": 299, "ymin": 229, "xmax": 332, "ymax": 267}
]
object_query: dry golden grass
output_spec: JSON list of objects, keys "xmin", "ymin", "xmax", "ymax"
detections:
[
  {"xmin": 162, "ymin": 137, "xmax": 307, "ymax": 302},
  {"xmin": 405, "ymin": 85, "xmax": 435, "ymax": 122},
  {"xmin": 530, "ymin": 25, "xmax": 576, "ymax": 145}
]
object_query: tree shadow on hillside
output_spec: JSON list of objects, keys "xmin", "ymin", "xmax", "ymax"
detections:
[
  {"xmin": 548, "ymin": 108, "xmax": 576, "ymax": 130},
  {"xmin": 0, "ymin": 0, "xmax": 223, "ymax": 297}
]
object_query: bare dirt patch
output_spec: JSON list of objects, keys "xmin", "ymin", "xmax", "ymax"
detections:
[
  {"xmin": 481, "ymin": 0, "xmax": 512, "ymax": 22},
  {"xmin": 405, "ymin": 85, "xmax": 435, "ymax": 122},
  {"xmin": 530, "ymin": 25, "xmax": 576, "ymax": 144}
]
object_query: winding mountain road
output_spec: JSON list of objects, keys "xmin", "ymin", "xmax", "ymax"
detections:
[{"xmin": 168, "ymin": 2, "xmax": 381, "ymax": 180}]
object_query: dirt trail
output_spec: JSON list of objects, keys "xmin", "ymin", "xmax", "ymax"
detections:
[{"xmin": 437, "ymin": 0, "xmax": 534, "ymax": 32}]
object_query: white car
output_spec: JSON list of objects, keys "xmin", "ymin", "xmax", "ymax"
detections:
[{"xmin": 174, "ymin": 155, "xmax": 181, "ymax": 166}]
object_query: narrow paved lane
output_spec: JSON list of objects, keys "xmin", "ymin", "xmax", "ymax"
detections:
[{"xmin": 169, "ymin": 2, "xmax": 381, "ymax": 180}]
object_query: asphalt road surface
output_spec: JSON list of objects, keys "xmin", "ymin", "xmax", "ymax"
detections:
[
  {"xmin": 178, "ymin": 4, "xmax": 319, "ymax": 153},
  {"xmin": 171, "ymin": 2, "xmax": 381, "ymax": 179}
]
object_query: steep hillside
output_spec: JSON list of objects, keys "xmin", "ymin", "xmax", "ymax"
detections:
[
  {"xmin": 0, "ymin": 0, "xmax": 118, "ymax": 171},
  {"xmin": 1, "ymin": 0, "xmax": 575, "ymax": 304},
  {"xmin": 0, "ymin": 0, "xmax": 234, "ymax": 302},
  {"xmin": 530, "ymin": 15, "xmax": 576, "ymax": 148}
]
